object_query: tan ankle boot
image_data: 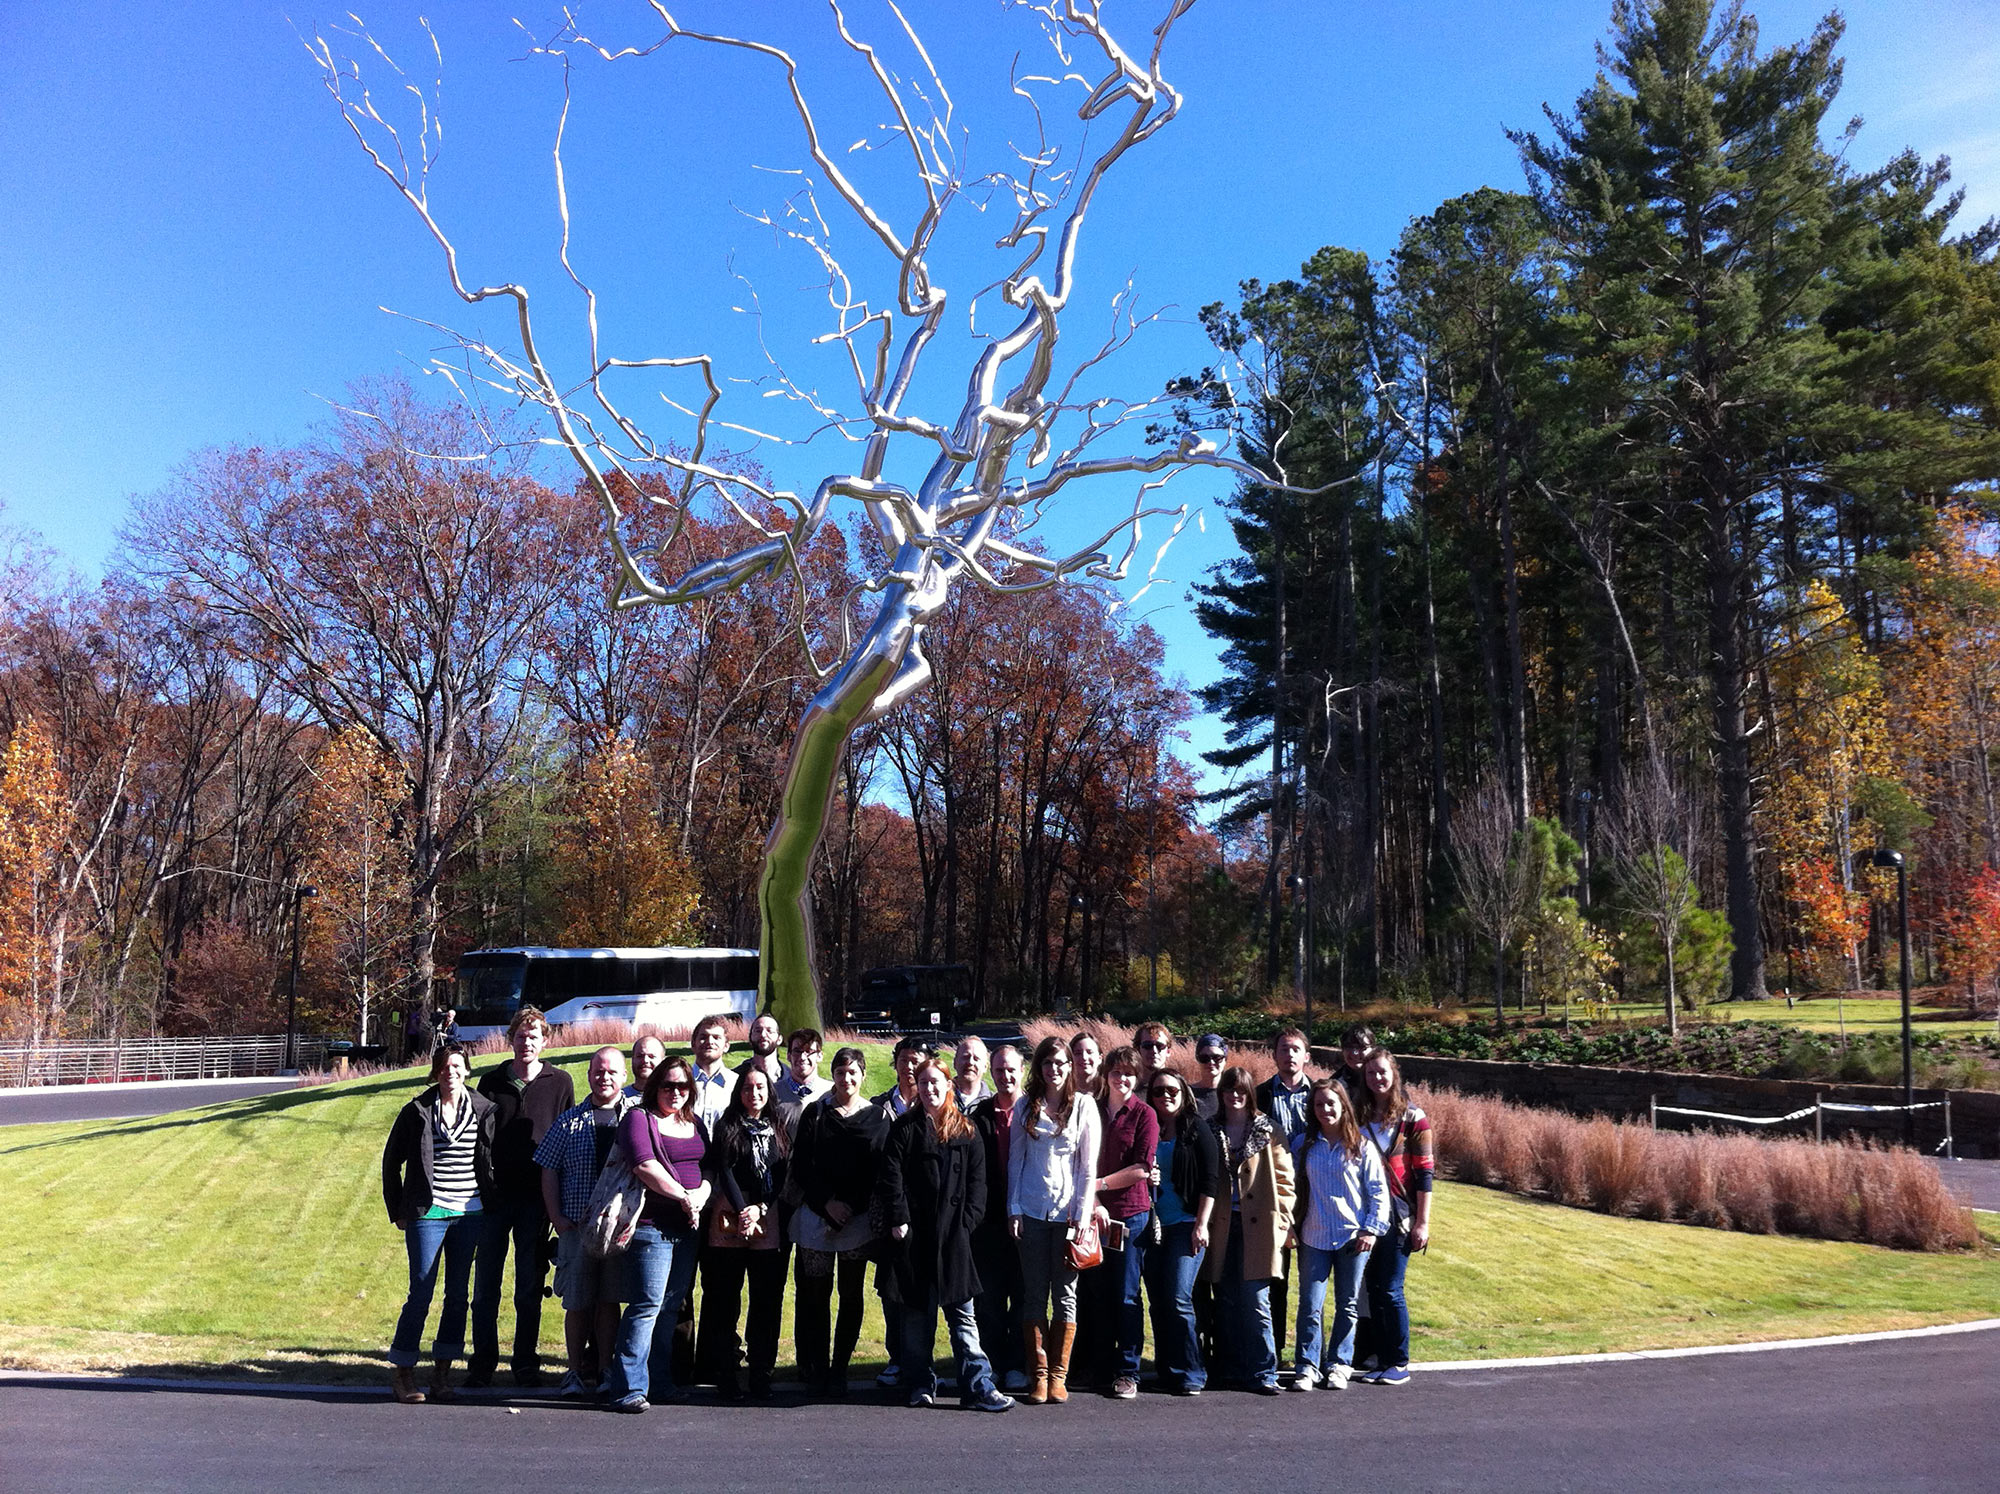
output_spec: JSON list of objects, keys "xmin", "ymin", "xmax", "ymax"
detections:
[
  {"xmin": 1021, "ymin": 1325, "xmax": 1048, "ymax": 1405},
  {"xmin": 390, "ymin": 1366, "xmax": 426, "ymax": 1404},
  {"xmin": 1047, "ymin": 1322, "xmax": 1076, "ymax": 1404},
  {"xmin": 429, "ymin": 1358, "xmax": 457, "ymax": 1403}
]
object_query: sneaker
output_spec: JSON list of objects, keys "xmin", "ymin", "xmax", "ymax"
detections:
[
  {"xmin": 1001, "ymin": 1369, "xmax": 1029, "ymax": 1393},
  {"xmin": 875, "ymin": 1364, "xmax": 902, "ymax": 1389},
  {"xmin": 1111, "ymin": 1376, "xmax": 1138, "ymax": 1400},
  {"xmin": 1175, "ymin": 1383, "xmax": 1204, "ymax": 1397},
  {"xmin": 1374, "ymin": 1366, "xmax": 1412, "ymax": 1387},
  {"xmin": 1285, "ymin": 1371, "xmax": 1315, "ymax": 1392},
  {"xmin": 557, "ymin": 1370, "xmax": 588, "ymax": 1399},
  {"xmin": 968, "ymin": 1389, "xmax": 1015, "ymax": 1413},
  {"xmin": 1326, "ymin": 1365, "xmax": 1352, "ymax": 1390},
  {"xmin": 907, "ymin": 1389, "xmax": 935, "ymax": 1409},
  {"xmin": 608, "ymin": 1394, "xmax": 648, "ymax": 1414},
  {"xmin": 1356, "ymin": 1354, "xmax": 1379, "ymax": 1372},
  {"xmin": 1253, "ymin": 1380, "xmax": 1282, "ymax": 1396}
]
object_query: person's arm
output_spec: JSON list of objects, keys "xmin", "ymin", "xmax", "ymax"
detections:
[
  {"xmin": 1007, "ymin": 1106, "xmax": 1028, "ymax": 1239},
  {"xmin": 542, "ymin": 1166, "xmax": 571, "ymax": 1232},
  {"xmin": 382, "ymin": 1106, "xmax": 415, "ymax": 1226},
  {"xmin": 1188, "ymin": 1120, "xmax": 1219, "ymax": 1253},
  {"xmin": 1407, "ymin": 1116, "xmax": 1435, "ymax": 1247},
  {"xmin": 1072, "ymin": 1103, "xmax": 1100, "ymax": 1230},
  {"xmin": 1270, "ymin": 1136, "xmax": 1297, "ymax": 1236},
  {"xmin": 962, "ymin": 1131, "xmax": 987, "ymax": 1238},
  {"xmin": 1358, "ymin": 1142, "xmax": 1390, "ymax": 1248},
  {"xmin": 878, "ymin": 1122, "xmax": 911, "ymax": 1238}
]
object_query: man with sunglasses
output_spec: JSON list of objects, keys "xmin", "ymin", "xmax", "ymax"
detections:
[
  {"xmin": 1190, "ymin": 1034, "xmax": 1228, "ymax": 1123},
  {"xmin": 1132, "ymin": 1022, "xmax": 1174, "ymax": 1086}
]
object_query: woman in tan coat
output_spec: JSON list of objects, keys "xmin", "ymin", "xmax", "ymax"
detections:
[{"xmin": 1200, "ymin": 1065, "xmax": 1295, "ymax": 1394}]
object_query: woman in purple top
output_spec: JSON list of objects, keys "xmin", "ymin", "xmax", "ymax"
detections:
[
  {"xmin": 1083, "ymin": 1044, "xmax": 1158, "ymax": 1399},
  {"xmin": 603, "ymin": 1055, "xmax": 712, "ymax": 1412}
]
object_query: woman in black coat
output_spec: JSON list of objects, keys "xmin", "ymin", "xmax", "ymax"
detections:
[
  {"xmin": 695, "ymin": 1067, "xmax": 789, "ymax": 1399},
  {"xmin": 876, "ymin": 1058, "xmax": 1014, "ymax": 1412}
]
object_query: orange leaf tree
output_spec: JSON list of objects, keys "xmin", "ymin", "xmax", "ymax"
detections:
[
  {"xmin": 551, "ymin": 737, "xmax": 700, "ymax": 950},
  {"xmin": 0, "ymin": 717, "xmax": 74, "ymax": 1044}
]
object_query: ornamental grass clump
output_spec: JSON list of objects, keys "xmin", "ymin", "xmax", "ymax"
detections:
[{"xmin": 1413, "ymin": 1083, "xmax": 1976, "ymax": 1252}]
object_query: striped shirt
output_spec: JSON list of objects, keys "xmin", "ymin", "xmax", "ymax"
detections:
[
  {"xmin": 426, "ymin": 1098, "xmax": 483, "ymax": 1217},
  {"xmin": 1295, "ymin": 1135, "xmax": 1390, "ymax": 1250},
  {"xmin": 1361, "ymin": 1106, "xmax": 1435, "ymax": 1222}
]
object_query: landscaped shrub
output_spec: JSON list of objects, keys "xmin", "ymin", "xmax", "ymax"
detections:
[{"xmin": 1415, "ymin": 1083, "xmax": 1977, "ymax": 1252}]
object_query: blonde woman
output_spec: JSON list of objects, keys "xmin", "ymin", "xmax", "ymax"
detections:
[
  {"xmin": 1008, "ymin": 1036, "xmax": 1100, "ymax": 1404},
  {"xmin": 1355, "ymin": 1049, "xmax": 1434, "ymax": 1388},
  {"xmin": 1289, "ymin": 1078, "xmax": 1388, "ymax": 1390}
]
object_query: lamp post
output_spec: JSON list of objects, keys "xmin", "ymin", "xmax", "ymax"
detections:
[
  {"xmin": 285, "ymin": 883, "xmax": 318, "ymax": 1073},
  {"xmin": 1868, "ymin": 848, "xmax": 1915, "ymax": 1144}
]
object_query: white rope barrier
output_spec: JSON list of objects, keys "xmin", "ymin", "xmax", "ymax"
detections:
[{"xmin": 1648, "ymin": 1094, "xmax": 1957, "ymax": 1158}]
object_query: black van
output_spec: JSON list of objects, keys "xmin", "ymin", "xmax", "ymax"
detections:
[{"xmin": 848, "ymin": 964, "xmax": 974, "ymax": 1032}]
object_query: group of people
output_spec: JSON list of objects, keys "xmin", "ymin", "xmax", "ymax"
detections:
[{"xmin": 379, "ymin": 1009, "xmax": 1435, "ymax": 1411}]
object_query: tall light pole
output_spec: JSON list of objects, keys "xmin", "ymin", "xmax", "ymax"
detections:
[
  {"xmin": 1071, "ymin": 891, "xmax": 1093, "ymax": 1017},
  {"xmin": 1869, "ymin": 848, "xmax": 1915, "ymax": 1144},
  {"xmin": 285, "ymin": 883, "xmax": 318, "ymax": 1073}
]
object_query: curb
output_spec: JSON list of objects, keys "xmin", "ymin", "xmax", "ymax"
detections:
[
  {"xmin": 5, "ymin": 1318, "xmax": 1995, "ymax": 1396},
  {"xmin": 1418, "ymin": 1316, "xmax": 2000, "ymax": 1373}
]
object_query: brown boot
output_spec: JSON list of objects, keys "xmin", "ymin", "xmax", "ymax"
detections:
[
  {"xmin": 429, "ymin": 1358, "xmax": 458, "ymax": 1403},
  {"xmin": 1021, "ymin": 1324, "xmax": 1048, "ymax": 1405},
  {"xmin": 390, "ymin": 1366, "xmax": 426, "ymax": 1404},
  {"xmin": 1047, "ymin": 1322, "xmax": 1076, "ymax": 1404}
]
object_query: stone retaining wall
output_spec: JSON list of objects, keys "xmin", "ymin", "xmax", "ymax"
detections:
[{"xmin": 1317, "ymin": 1048, "xmax": 1998, "ymax": 1158}]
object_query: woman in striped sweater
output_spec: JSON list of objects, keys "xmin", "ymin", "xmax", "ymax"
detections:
[
  {"xmin": 381, "ymin": 1041, "xmax": 496, "ymax": 1404},
  {"xmin": 1355, "ymin": 1049, "xmax": 1434, "ymax": 1387}
]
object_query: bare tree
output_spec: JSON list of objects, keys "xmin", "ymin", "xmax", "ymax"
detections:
[
  {"xmin": 1450, "ymin": 771, "xmax": 1540, "ymax": 1031},
  {"xmin": 1605, "ymin": 756, "xmax": 1704, "ymax": 1037},
  {"xmin": 310, "ymin": 1, "xmax": 1298, "ymax": 1029}
]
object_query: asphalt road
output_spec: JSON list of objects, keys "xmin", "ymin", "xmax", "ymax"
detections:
[
  {"xmin": 0, "ymin": 1078, "xmax": 296, "ymax": 1126},
  {"xmin": 5, "ymin": 1329, "xmax": 1994, "ymax": 1492},
  {"xmin": 1934, "ymin": 1158, "xmax": 2000, "ymax": 1211}
]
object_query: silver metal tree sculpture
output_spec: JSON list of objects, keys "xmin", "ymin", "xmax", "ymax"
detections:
[{"xmin": 310, "ymin": 0, "xmax": 1279, "ymax": 1031}]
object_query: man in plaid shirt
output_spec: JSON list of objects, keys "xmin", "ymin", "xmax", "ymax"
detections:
[{"xmin": 535, "ymin": 1046, "xmax": 635, "ymax": 1397}]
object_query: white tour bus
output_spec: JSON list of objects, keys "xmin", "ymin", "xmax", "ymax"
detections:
[{"xmin": 450, "ymin": 946, "xmax": 760, "ymax": 1040}]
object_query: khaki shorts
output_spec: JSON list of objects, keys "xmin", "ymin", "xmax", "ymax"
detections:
[{"xmin": 553, "ymin": 1226, "xmax": 625, "ymax": 1312}]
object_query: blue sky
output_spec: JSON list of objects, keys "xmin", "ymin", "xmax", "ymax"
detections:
[{"xmin": 3, "ymin": 0, "xmax": 1996, "ymax": 787}]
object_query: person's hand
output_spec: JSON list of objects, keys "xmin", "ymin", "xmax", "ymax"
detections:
[
  {"xmin": 1149, "ymin": 1163, "xmax": 1161, "ymax": 1187},
  {"xmin": 825, "ymin": 1200, "xmax": 854, "ymax": 1227},
  {"xmin": 552, "ymin": 1215, "xmax": 575, "ymax": 1235},
  {"xmin": 891, "ymin": 1223, "xmax": 909, "ymax": 1240},
  {"xmin": 1189, "ymin": 1221, "xmax": 1209, "ymax": 1254},
  {"xmin": 394, "ymin": 1216, "xmax": 408, "ymax": 1232},
  {"xmin": 1009, "ymin": 1215, "xmax": 1023, "ymax": 1241},
  {"xmin": 739, "ymin": 1204, "xmax": 764, "ymax": 1238},
  {"xmin": 1409, "ymin": 1222, "xmax": 1430, "ymax": 1251},
  {"xmin": 1355, "ymin": 1233, "xmax": 1374, "ymax": 1254}
]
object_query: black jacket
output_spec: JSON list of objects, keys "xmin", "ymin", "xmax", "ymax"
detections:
[
  {"xmin": 381, "ymin": 1085, "xmax": 496, "ymax": 1224},
  {"xmin": 969, "ymin": 1095, "xmax": 1017, "ymax": 1246},
  {"xmin": 1160, "ymin": 1110, "xmax": 1221, "ymax": 1218},
  {"xmin": 710, "ymin": 1114, "xmax": 788, "ymax": 1213},
  {"xmin": 874, "ymin": 1109, "xmax": 986, "ymax": 1306},
  {"xmin": 793, "ymin": 1096, "xmax": 891, "ymax": 1223},
  {"xmin": 477, "ymin": 1060, "xmax": 575, "ymax": 1208}
]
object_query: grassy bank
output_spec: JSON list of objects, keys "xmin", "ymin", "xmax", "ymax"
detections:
[{"xmin": 2, "ymin": 1047, "xmax": 1995, "ymax": 1382}]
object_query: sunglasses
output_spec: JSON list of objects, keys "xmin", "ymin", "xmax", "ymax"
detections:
[
  {"xmin": 1199, "ymin": 1052, "xmax": 1226, "ymax": 1063},
  {"xmin": 1138, "ymin": 1040, "xmax": 1171, "ymax": 1051},
  {"xmin": 1148, "ymin": 1085, "xmax": 1184, "ymax": 1100},
  {"xmin": 660, "ymin": 1080, "xmax": 691, "ymax": 1093}
]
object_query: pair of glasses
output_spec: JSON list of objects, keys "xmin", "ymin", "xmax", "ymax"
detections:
[
  {"xmin": 1138, "ymin": 1040, "xmax": 1171, "ymax": 1051},
  {"xmin": 660, "ymin": 1080, "xmax": 691, "ymax": 1093},
  {"xmin": 1199, "ymin": 1053, "xmax": 1226, "ymax": 1064},
  {"xmin": 1149, "ymin": 1086, "xmax": 1183, "ymax": 1100}
]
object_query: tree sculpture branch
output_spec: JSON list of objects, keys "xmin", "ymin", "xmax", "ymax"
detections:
[{"xmin": 311, "ymin": 0, "xmax": 1291, "ymax": 1029}]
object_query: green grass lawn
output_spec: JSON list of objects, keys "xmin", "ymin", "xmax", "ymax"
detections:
[
  {"xmin": 2, "ymin": 1043, "xmax": 1995, "ymax": 1383},
  {"xmin": 1580, "ymin": 991, "xmax": 1996, "ymax": 1040}
]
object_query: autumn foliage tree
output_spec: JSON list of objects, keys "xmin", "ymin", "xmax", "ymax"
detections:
[
  {"xmin": 302, "ymin": 726, "xmax": 410, "ymax": 1043},
  {"xmin": 550, "ymin": 737, "xmax": 700, "ymax": 950},
  {"xmin": 0, "ymin": 717, "xmax": 72, "ymax": 1044}
]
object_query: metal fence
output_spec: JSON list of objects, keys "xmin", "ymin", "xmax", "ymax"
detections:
[{"xmin": 0, "ymin": 1034, "xmax": 332, "ymax": 1088}]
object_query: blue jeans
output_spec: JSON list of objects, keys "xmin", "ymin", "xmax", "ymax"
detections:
[
  {"xmin": 389, "ymin": 1212, "xmax": 480, "ymax": 1368},
  {"xmin": 897, "ymin": 1294, "xmax": 996, "ymax": 1402},
  {"xmin": 1295, "ymin": 1242, "xmax": 1366, "ymax": 1375},
  {"xmin": 1141, "ymin": 1218, "xmax": 1206, "ymax": 1390},
  {"xmin": 1216, "ymin": 1213, "xmax": 1276, "ymax": 1388},
  {"xmin": 1102, "ymin": 1209, "xmax": 1150, "ymax": 1379},
  {"xmin": 1362, "ymin": 1226, "xmax": 1414, "ymax": 1368},
  {"xmin": 606, "ymin": 1220, "xmax": 699, "ymax": 1403},
  {"xmin": 470, "ymin": 1197, "xmax": 550, "ymax": 1376}
]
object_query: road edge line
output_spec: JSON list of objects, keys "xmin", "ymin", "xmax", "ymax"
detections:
[{"xmin": 1418, "ymin": 1316, "xmax": 2000, "ymax": 1373}]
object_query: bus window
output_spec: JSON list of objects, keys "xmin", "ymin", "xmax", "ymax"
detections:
[{"xmin": 719, "ymin": 955, "xmax": 760, "ymax": 990}]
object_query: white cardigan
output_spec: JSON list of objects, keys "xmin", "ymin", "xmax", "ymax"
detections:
[{"xmin": 1007, "ymin": 1094, "xmax": 1100, "ymax": 1223}]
